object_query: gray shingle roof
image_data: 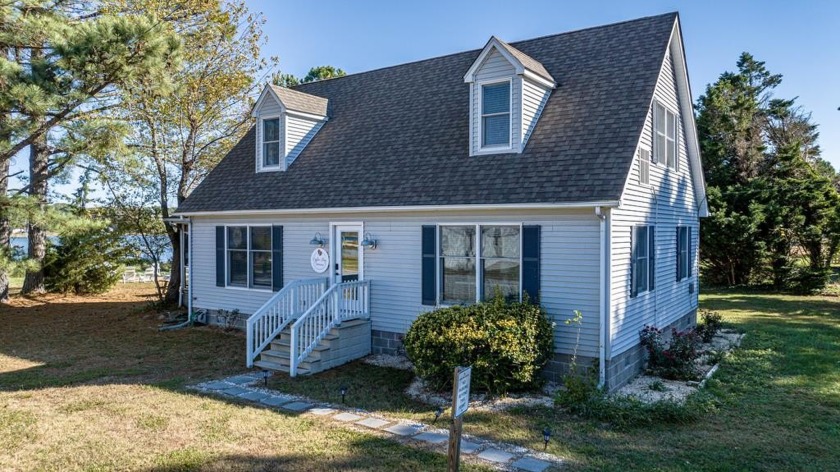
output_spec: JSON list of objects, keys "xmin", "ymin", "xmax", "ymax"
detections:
[
  {"xmin": 178, "ymin": 13, "xmax": 677, "ymax": 214},
  {"xmin": 269, "ymin": 85, "xmax": 328, "ymax": 116},
  {"xmin": 493, "ymin": 36, "xmax": 554, "ymax": 84}
]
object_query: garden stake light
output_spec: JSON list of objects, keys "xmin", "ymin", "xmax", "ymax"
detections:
[
  {"xmin": 340, "ymin": 385, "xmax": 348, "ymax": 403},
  {"xmin": 262, "ymin": 370, "xmax": 270, "ymax": 387},
  {"xmin": 433, "ymin": 407, "xmax": 443, "ymax": 424},
  {"xmin": 543, "ymin": 427, "xmax": 552, "ymax": 450}
]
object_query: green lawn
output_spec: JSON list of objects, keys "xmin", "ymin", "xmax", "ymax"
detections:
[
  {"xmin": 270, "ymin": 290, "xmax": 840, "ymax": 471},
  {"xmin": 0, "ymin": 285, "xmax": 491, "ymax": 471}
]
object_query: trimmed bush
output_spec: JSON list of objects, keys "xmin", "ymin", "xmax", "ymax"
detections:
[{"xmin": 404, "ymin": 295, "xmax": 554, "ymax": 395}]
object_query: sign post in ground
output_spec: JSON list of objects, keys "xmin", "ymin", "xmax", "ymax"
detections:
[{"xmin": 448, "ymin": 366, "xmax": 471, "ymax": 472}]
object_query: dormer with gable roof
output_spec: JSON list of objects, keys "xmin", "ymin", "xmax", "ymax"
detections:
[
  {"xmin": 251, "ymin": 84, "xmax": 329, "ymax": 172},
  {"xmin": 464, "ymin": 36, "xmax": 556, "ymax": 156}
]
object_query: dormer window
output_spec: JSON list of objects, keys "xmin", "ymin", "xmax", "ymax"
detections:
[
  {"xmin": 464, "ymin": 37, "xmax": 555, "ymax": 156},
  {"xmin": 252, "ymin": 84, "xmax": 329, "ymax": 172},
  {"xmin": 481, "ymin": 81, "xmax": 511, "ymax": 148},
  {"xmin": 262, "ymin": 118, "xmax": 281, "ymax": 168}
]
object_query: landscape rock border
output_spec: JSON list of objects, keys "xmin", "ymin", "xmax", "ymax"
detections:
[{"xmin": 616, "ymin": 329, "xmax": 745, "ymax": 404}]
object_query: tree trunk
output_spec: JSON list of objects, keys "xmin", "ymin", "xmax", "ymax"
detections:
[
  {"xmin": 21, "ymin": 132, "xmax": 49, "ymax": 295},
  {"xmin": 0, "ymin": 154, "xmax": 10, "ymax": 303},
  {"xmin": 165, "ymin": 226, "xmax": 182, "ymax": 304}
]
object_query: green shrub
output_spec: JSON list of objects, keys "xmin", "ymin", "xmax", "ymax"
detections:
[
  {"xmin": 43, "ymin": 224, "xmax": 126, "ymax": 295},
  {"xmin": 696, "ymin": 310, "xmax": 724, "ymax": 343},
  {"xmin": 788, "ymin": 267, "xmax": 831, "ymax": 294},
  {"xmin": 404, "ymin": 295, "xmax": 554, "ymax": 395},
  {"xmin": 639, "ymin": 326, "xmax": 702, "ymax": 381}
]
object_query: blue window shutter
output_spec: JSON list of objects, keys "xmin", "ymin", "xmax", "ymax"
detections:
[
  {"xmin": 272, "ymin": 225, "xmax": 283, "ymax": 291},
  {"xmin": 688, "ymin": 227, "xmax": 693, "ymax": 276},
  {"xmin": 630, "ymin": 227, "xmax": 637, "ymax": 298},
  {"xmin": 676, "ymin": 227, "xmax": 682, "ymax": 281},
  {"xmin": 215, "ymin": 226, "xmax": 225, "ymax": 287},
  {"xmin": 522, "ymin": 225, "xmax": 541, "ymax": 303},
  {"xmin": 649, "ymin": 226, "xmax": 655, "ymax": 291},
  {"xmin": 421, "ymin": 226, "xmax": 437, "ymax": 305}
]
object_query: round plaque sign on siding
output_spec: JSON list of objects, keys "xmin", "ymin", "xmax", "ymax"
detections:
[{"xmin": 310, "ymin": 247, "xmax": 330, "ymax": 273}]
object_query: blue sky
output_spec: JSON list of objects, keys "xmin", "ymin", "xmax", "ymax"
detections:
[{"xmin": 250, "ymin": 0, "xmax": 840, "ymax": 167}]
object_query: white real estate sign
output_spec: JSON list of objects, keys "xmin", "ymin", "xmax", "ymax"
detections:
[{"xmin": 454, "ymin": 366, "xmax": 471, "ymax": 418}]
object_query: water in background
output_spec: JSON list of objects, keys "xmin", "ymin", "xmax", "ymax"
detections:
[{"xmin": 10, "ymin": 236, "xmax": 173, "ymax": 263}]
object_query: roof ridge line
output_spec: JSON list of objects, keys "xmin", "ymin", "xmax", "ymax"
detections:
[{"xmin": 293, "ymin": 12, "xmax": 678, "ymax": 90}]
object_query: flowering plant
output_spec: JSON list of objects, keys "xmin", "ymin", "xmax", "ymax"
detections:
[{"xmin": 639, "ymin": 325, "xmax": 701, "ymax": 380}]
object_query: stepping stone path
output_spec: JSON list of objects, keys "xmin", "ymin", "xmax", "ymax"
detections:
[{"xmin": 193, "ymin": 373, "xmax": 561, "ymax": 471}]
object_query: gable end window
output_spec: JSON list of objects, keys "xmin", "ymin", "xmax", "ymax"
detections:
[
  {"xmin": 262, "ymin": 118, "xmax": 281, "ymax": 168},
  {"xmin": 481, "ymin": 82, "xmax": 511, "ymax": 148},
  {"xmin": 226, "ymin": 226, "xmax": 273, "ymax": 290},
  {"xmin": 653, "ymin": 102, "xmax": 678, "ymax": 170},
  {"xmin": 677, "ymin": 226, "xmax": 691, "ymax": 281},
  {"xmin": 631, "ymin": 225, "xmax": 655, "ymax": 297}
]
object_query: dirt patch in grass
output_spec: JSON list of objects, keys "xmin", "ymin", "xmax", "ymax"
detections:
[{"xmin": 0, "ymin": 285, "xmax": 492, "ymax": 471}]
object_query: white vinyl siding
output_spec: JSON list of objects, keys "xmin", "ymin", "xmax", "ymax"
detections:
[
  {"xmin": 285, "ymin": 115, "xmax": 324, "ymax": 168},
  {"xmin": 521, "ymin": 77, "xmax": 551, "ymax": 149},
  {"xmin": 190, "ymin": 208, "xmax": 602, "ymax": 358},
  {"xmin": 471, "ymin": 49, "xmax": 520, "ymax": 155},
  {"xmin": 609, "ymin": 42, "xmax": 700, "ymax": 358}
]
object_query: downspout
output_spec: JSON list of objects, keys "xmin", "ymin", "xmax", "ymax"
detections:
[
  {"xmin": 187, "ymin": 217, "xmax": 193, "ymax": 321},
  {"xmin": 595, "ymin": 206, "xmax": 608, "ymax": 389}
]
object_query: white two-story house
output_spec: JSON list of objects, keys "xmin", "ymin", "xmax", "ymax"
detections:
[{"xmin": 175, "ymin": 12, "xmax": 707, "ymax": 391}]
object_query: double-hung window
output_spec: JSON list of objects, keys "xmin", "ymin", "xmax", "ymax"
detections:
[
  {"xmin": 677, "ymin": 226, "xmax": 691, "ymax": 281},
  {"xmin": 440, "ymin": 225, "xmax": 521, "ymax": 304},
  {"xmin": 653, "ymin": 102, "xmax": 678, "ymax": 170},
  {"xmin": 481, "ymin": 81, "xmax": 511, "ymax": 148},
  {"xmin": 631, "ymin": 225, "xmax": 655, "ymax": 297},
  {"xmin": 226, "ymin": 226, "xmax": 272, "ymax": 289},
  {"xmin": 262, "ymin": 118, "xmax": 281, "ymax": 168}
]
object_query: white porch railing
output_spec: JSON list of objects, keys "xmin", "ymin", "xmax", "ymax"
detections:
[
  {"xmin": 290, "ymin": 280, "xmax": 371, "ymax": 376},
  {"xmin": 245, "ymin": 277, "xmax": 328, "ymax": 367}
]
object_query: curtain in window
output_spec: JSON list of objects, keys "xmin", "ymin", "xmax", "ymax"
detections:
[{"xmin": 441, "ymin": 226, "xmax": 476, "ymax": 304}]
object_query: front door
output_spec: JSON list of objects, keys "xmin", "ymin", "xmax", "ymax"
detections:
[{"xmin": 334, "ymin": 225, "xmax": 362, "ymax": 284}]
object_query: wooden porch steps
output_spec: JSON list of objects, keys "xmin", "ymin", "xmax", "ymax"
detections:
[{"xmin": 254, "ymin": 319, "xmax": 371, "ymax": 376}]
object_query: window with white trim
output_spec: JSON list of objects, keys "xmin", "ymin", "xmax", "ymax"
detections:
[
  {"xmin": 440, "ymin": 225, "xmax": 521, "ymax": 304},
  {"xmin": 481, "ymin": 82, "xmax": 511, "ymax": 148},
  {"xmin": 262, "ymin": 118, "xmax": 281, "ymax": 168},
  {"xmin": 631, "ymin": 225, "xmax": 655, "ymax": 296},
  {"xmin": 639, "ymin": 149, "xmax": 651, "ymax": 186},
  {"xmin": 653, "ymin": 102, "xmax": 678, "ymax": 170},
  {"xmin": 677, "ymin": 226, "xmax": 691, "ymax": 281},
  {"xmin": 227, "ymin": 226, "xmax": 272, "ymax": 289}
]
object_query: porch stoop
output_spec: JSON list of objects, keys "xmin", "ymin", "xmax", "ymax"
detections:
[{"xmin": 254, "ymin": 319, "xmax": 371, "ymax": 375}]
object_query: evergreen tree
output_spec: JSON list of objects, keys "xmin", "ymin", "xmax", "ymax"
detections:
[
  {"xmin": 0, "ymin": 1, "xmax": 180, "ymax": 298},
  {"xmin": 697, "ymin": 52, "xmax": 840, "ymax": 291}
]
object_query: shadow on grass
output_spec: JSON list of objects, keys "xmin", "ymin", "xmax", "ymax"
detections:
[{"xmin": 146, "ymin": 434, "xmax": 493, "ymax": 472}]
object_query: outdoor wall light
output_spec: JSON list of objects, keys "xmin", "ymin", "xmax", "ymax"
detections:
[
  {"xmin": 309, "ymin": 232, "xmax": 325, "ymax": 247},
  {"xmin": 360, "ymin": 232, "xmax": 377, "ymax": 249},
  {"xmin": 339, "ymin": 385, "xmax": 348, "ymax": 403},
  {"xmin": 542, "ymin": 427, "xmax": 552, "ymax": 450}
]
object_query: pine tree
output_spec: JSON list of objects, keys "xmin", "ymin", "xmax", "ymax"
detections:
[{"xmin": 0, "ymin": 1, "xmax": 180, "ymax": 297}]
